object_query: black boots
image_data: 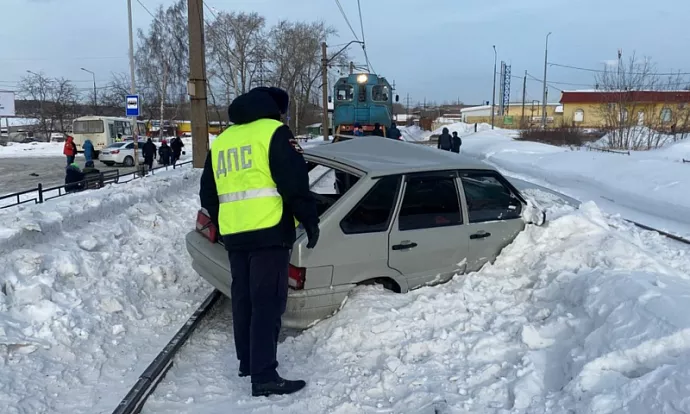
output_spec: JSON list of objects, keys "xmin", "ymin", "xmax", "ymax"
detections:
[{"xmin": 251, "ymin": 377, "xmax": 306, "ymax": 397}]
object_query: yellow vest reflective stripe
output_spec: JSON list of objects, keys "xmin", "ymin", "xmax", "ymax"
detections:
[{"xmin": 212, "ymin": 118, "xmax": 285, "ymax": 236}]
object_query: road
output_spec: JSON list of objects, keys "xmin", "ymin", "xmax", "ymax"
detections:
[{"xmin": 0, "ymin": 157, "xmax": 139, "ymax": 196}]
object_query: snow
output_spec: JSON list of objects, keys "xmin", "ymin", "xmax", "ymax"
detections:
[
  {"xmin": 451, "ymin": 125, "xmax": 690, "ymax": 239},
  {"xmin": 143, "ymin": 198, "xmax": 690, "ymax": 413},
  {"xmin": 399, "ymin": 125, "xmax": 431, "ymax": 142},
  {"xmin": 0, "ymin": 167, "xmax": 211, "ymax": 413},
  {"xmin": 0, "ymin": 141, "xmax": 76, "ymax": 158}
]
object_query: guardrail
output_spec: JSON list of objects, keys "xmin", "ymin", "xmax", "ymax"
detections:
[
  {"xmin": 0, "ymin": 160, "xmax": 193, "ymax": 210},
  {"xmin": 584, "ymin": 145, "xmax": 631, "ymax": 155}
]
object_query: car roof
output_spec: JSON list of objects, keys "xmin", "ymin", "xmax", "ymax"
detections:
[{"xmin": 303, "ymin": 137, "xmax": 493, "ymax": 176}]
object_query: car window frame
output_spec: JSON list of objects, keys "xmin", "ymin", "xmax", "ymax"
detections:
[
  {"xmin": 339, "ymin": 174, "xmax": 403, "ymax": 235},
  {"xmin": 456, "ymin": 169, "xmax": 526, "ymax": 224},
  {"xmin": 396, "ymin": 170, "xmax": 464, "ymax": 232}
]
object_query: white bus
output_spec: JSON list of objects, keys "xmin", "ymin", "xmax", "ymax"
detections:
[{"xmin": 71, "ymin": 116, "xmax": 147, "ymax": 157}]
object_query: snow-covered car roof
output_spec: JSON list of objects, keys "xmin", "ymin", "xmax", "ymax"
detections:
[{"xmin": 303, "ymin": 137, "xmax": 492, "ymax": 176}]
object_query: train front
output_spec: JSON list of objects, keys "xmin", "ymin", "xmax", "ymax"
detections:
[{"xmin": 332, "ymin": 73, "xmax": 395, "ymax": 140}]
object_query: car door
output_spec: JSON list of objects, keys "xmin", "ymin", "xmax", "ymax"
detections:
[
  {"xmin": 458, "ymin": 170, "xmax": 526, "ymax": 272},
  {"xmin": 387, "ymin": 171, "xmax": 471, "ymax": 289}
]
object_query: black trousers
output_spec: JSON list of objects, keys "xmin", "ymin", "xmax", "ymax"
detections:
[{"xmin": 228, "ymin": 247, "xmax": 289, "ymax": 384}]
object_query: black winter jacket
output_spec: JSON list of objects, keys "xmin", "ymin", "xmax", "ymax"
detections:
[
  {"xmin": 199, "ymin": 88, "xmax": 319, "ymax": 251},
  {"xmin": 387, "ymin": 126, "xmax": 402, "ymax": 140},
  {"xmin": 437, "ymin": 132, "xmax": 452, "ymax": 150}
]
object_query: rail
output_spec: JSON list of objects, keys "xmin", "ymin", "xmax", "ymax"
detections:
[{"xmin": 0, "ymin": 161, "xmax": 193, "ymax": 210}]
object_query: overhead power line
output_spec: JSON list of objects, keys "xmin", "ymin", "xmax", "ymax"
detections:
[
  {"xmin": 333, "ymin": 0, "xmax": 360, "ymax": 41},
  {"xmin": 548, "ymin": 62, "xmax": 690, "ymax": 76},
  {"xmin": 356, "ymin": 0, "xmax": 375, "ymax": 74}
]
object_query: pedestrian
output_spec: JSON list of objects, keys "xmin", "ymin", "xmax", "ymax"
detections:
[
  {"xmin": 437, "ymin": 127, "xmax": 452, "ymax": 151},
  {"xmin": 387, "ymin": 121, "xmax": 402, "ymax": 140},
  {"xmin": 158, "ymin": 139, "xmax": 172, "ymax": 167},
  {"xmin": 63, "ymin": 135, "xmax": 77, "ymax": 165},
  {"xmin": 451, "ymin": 131, "xmax": 462, "ymax": 153},
  {"xmin": 199, "ymin": 86, "xmax": 319, "ymax": 397},
  {"xmin": 83, "ymin": 138, "xmax": 94, "ymax": 164},
  {"xmin": 352, "ymin": 122, "xmax": 364, "ymax": 136},
  {"xmin": 142, "ymin": 138, "xmax": 157, "ymax": 173},
  {"xmin": 64, "ymin": 162, "xmax": 85, "ymax": 193},
  {"xmin": 170, "ymin": 136, "xmax": 184, "ymax": 166},
  {"xmin": 372, "ymin": 123, "xmax": 384, "ymax": 137}
]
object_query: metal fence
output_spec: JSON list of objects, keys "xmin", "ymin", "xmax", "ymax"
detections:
[
  {"xmin": 584, "ymin": 145, "xmax": 631, "ymax": 155},
  {"xmin": 0, "ymin": 160, "xmax": 194, "ymax": 210}
]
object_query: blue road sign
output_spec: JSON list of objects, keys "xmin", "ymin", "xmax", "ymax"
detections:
[{"xmin": 126, "ymin": 94, "xmax": 140, "ymax": 117}]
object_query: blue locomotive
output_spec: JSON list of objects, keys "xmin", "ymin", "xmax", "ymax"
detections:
[{"xmin": 330, "ymin": 73, "xmax": 398, "ymax": 139}]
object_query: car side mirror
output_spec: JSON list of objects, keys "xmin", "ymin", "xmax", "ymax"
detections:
[{"xmin": 395, "ymin": 94, "xmax": 399, "ymax": 102}]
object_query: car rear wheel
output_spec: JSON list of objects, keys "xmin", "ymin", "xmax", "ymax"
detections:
[
  {"xmin": 358, "ymin": 277, "xmax": 401, "ymax": 293},
  {"xmin": 123, "ymin": 156, "xmax": 134, "ymax": 167},
  {"xmin": 102, "ymin": 161, "xmax": 114, "ymax": 167}
]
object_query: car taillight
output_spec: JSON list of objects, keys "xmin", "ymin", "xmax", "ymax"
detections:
[
  {"xmin": 288, "ymin": 265, "xmax": 306, "ymax": 290},
  {"xmin": 111, "ymin": 150, "xmax": 120, "ymax": 154},
  {"xmin": 195, "ymin": 209, "xmax": 218, "ymax": 243}
]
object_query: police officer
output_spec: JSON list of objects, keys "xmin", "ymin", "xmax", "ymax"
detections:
[{"xmin": 199, "ymin": 86, "xmax": 320, "ymax": 397}]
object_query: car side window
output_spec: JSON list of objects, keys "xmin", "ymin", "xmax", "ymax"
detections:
[
  {"xmin": 340, "ymin": 175, "xmax": 401, "ymax": 234},
  {"xmin": 460, "ymin": 172, "xmax": 522, "ymax": 223},
  {"xmin": 126, "ymin": 143, "xmax": 134, "ymax": 149},
  {"xmin": 398, "ymin": 175, "xmax": 462, "ymax": 231}
]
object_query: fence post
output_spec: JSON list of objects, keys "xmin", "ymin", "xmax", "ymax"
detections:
[
  {"xmin": 99, "ymin": 172, "xmax": 104, "ymax": 188},
  {"xmin": 38, "ymin": 183, "xmax": 44, "ymax": 204}
]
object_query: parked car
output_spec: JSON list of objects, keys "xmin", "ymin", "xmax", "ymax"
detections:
[
  {"xmin": 185, "ymin": 138, "xmax": 546, "ymax": 329},
  {"xmin": 99, "ymin": 142, "xmax": 149, "ymax": 167}
]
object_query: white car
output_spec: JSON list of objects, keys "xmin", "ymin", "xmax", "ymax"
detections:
[{"xmin": 99, "ymin": 142, "xmax": 149, "ymax": 167}]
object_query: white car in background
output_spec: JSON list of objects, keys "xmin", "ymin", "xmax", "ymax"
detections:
[{"xmin": 99, "ymin": 142, "xmax": 151, "ymax": 167}]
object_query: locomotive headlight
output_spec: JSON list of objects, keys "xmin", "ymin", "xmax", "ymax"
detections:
[{"xmin": 356, "ymin": 74, "xmax": 368, "ymax": 84}]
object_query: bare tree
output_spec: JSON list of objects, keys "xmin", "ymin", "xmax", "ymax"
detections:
[
  {"xmin": 135, "ymin": 0, "xmax": 189, "ymax": 136},
  {"xmin": 18, "ymin": 72, "xmax": 78, "ymax": 139},
  {"xmin": 206, "ymin": 11, "xmax": 266, "ymax": 102},
  {"xmin": 595, "ymin": 54, "xmax": 690, "ymax": 149}
]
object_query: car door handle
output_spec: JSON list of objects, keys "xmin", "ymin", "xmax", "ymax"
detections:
[
  {"xmin": 392, "ymin": 241, "xmax": 418, "ymax": 250},
  {"xmin": 470, "ymin": 231, "xmax": 491, "ymax": 240}
]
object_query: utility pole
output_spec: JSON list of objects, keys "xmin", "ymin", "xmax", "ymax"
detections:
[
  {"xmin": 321, "ymin": 42, "xmax": 329, "ymax": 142},
  {"xmin": 126, "ymin": 0, "xmax": 140, "ymax": 172},
  {"xmin": 81, "ymin": 68, "xmax": 97, "ymax": 113},
  {"xmin": 188, "ymin": 0, "xmax": 210, "ymax": 168},
  {"xmin": 541, "ymin": 32, "xmax": 552, "ymax": 129},
  {"xmin": 406, "ymin": 93, "xmax": 410, "ymax": 117},
  {"xmin": 521, "ymin": 70, "xmax": 527, "ymax": 128},
  {"xmin": 491, "ymin": 45, "xmax": 497, "ymax": 130},
  {"xmin": 349, "ymin": 61, "xmax": 354, "ymax": 74}
]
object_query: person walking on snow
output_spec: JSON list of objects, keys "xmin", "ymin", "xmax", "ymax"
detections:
[
  {"xmin": 170, "ymin": 136, "xmax": 184, "ymax": 166},
  {"xmin": 387, "ymin": 121, "xmax": 402, "ymax": 140},
  {"xmin": 437, "ymin": 127, "xmax": 452, "ymax": 151},
  {"xmin": 83, "ymin": 138, "xmax": 94, "ymax": 164},
  {"xmin": 63, "ymin": 136, "xmax": 77, "ymax": 165},
  {"xmin": 372, "ymin": 123, "xmax": 384, "ymax": 137},
  {"xmin": 142, "ymin": 138, "xmax": 157, "ymax": 173},
  {"xmin": 158, "ymin": 139, "xmax": 172, "ymax": 167},
  {"xmin": 451, "ymin": 131, "xmax": 462, "ymax": 153},
  {"xmin": 199, "ymin": 86, "xmax": 319, "ymax": 397}
]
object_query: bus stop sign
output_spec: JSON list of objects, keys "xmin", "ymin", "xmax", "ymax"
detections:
[{"xmin": 126, "ymin": 95, "xmax": 140, "ymax": 117}]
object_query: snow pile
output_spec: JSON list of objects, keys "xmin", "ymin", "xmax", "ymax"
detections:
[
  {"xmin": 0, "ymin": 167, "xmax": 211, "ymax": 413},
  {"xmin": 457, "ymin": 128, "xmax": 690, "ymax": 238},
  {"xmin": 431, "ymin": 122, "xmax": 504, "ymax": 136},
  {"xmin": 399, "ymin": 125, "xmax": 432, "ymax": 142},
  {"xmin": 144, "ymin": 200, "xmax": 690, "ymax": 413},
  {"xmin": 0, "ymin": 141, "xmax": 72, "ymax": 158},
  {"xmin": 593, "ymin": 126, "xmax": 681, "ymax": 151}
]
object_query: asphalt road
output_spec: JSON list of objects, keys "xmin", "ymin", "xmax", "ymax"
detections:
[{"xmin": 0, "ymin": 157, "xmax": 139, "ymax": 196}]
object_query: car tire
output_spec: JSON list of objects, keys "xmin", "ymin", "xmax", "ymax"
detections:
[
  {"xmin": 123, "ymin": 156, "xmax": 134, "ymax": 167},
  {"xmin": 358, "ymin": 278, "xmax": 401, "ymax": 293},
  {"xmin": 103, "ymin": 161, "xmax": 114, "ymax": 167}
]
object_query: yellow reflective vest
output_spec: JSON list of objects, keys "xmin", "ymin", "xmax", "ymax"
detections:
[{"xmin": 211, "ymin": 118, "xmax": 294, "ymax": 236}]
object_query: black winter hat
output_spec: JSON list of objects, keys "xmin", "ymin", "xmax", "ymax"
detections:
[{"xmin": 249, "ymin": 86, "xmax": 289, "ymax": 114}]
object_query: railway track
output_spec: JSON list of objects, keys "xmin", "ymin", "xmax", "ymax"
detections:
[{"xmin": 110, "ymin": 158, "xmax": 689, "ymax": 414}]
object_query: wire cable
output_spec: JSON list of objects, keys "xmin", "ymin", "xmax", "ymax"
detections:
[
  {"xmin": 548, "ymin": 62, "xmax": 690, "ymax": 76},
  {"xmin": 333, "ymin": 0, "xmax": 360, "ymax": 41},
  {"xmin": 356, "ymin": 0, "xmax": 375, "ymax": 74}
]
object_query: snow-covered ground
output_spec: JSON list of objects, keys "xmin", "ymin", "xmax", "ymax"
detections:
[
  {"xmin": 143, "ymin": 193, "xmax": 690, "ymax": 413},
  {"xmin": 0, "ymin": 167, "xmax": 211, "ymax": 413},
  {"xmin": 0, "ymin": 141, "xmax": 82, "ymax": 159},
  {"xmin": 443, "ymin": 124, "xmax": 690, "ymax": 239}
]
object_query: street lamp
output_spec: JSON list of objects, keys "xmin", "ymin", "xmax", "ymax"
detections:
[
  {"xmin": 491, "ymin": 45, "xmax": 497, "ymax": 130},
  {"xmin": 541, "ymin": 32, "xmax": 552, "ymax": 129},
  {"xmin": 81, "ymin": 67, "xmax": 97, "ymax": 112}
]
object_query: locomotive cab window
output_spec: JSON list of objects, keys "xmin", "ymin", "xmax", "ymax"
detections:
[
  {"xmin": 372, "ymin": 85, "xmax": 389, "ymax": 102},
  {"xmin": 336, "ymin": 85, "xmax": 353, "ymax": 101}
]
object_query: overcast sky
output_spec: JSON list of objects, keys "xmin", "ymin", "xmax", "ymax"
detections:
[{"xmin": 2, "ymin": 0, "xmax": 689, "ymax": 106}]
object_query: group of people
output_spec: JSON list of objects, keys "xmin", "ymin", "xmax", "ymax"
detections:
[
  {"xmin": 352, "ymin": 121, "xmax": 403, "ymax": 140},
  {"xmin": 436, "ymin": 127, "xmax": 463, "ymax": 153},
  {"xmin": 141, "ymin": 137, "xmax": 185, "ymax": 173}
]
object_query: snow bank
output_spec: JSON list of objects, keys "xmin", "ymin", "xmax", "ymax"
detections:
[
  {"xmin": 457, "ymin": 128, "xmax": 690, "ymax": 239},
  {"xmin": 145, "ymin": 200, "xmax": 690, "ymax": 413},
  {"xmin": 0, "ymin": 141, "xmax": 72, "ymax": 158},
  {"xmin": 0, "ymin": 167, "xmax": 211, "ymax": 413},
  {"xmin": 399, "ymin": 125, "xmax": 432, "ymax": 142},
  {"xmin": 432, "ymin": 122, "xmax": 504, "ymax": 136},
  {"xmin": 594, "ymin": 126, "xmax": 683, "ymax": 151}
]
